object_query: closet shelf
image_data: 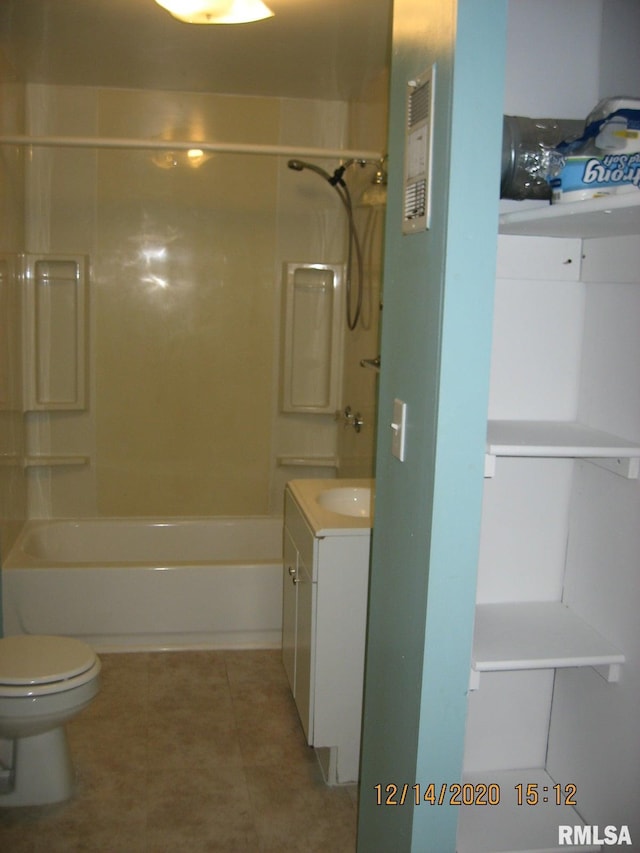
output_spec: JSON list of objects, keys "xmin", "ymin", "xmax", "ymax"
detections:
[
  {"xmin": 499, "ymin": 192, "xmax": 640, "ymax": 238},
  {"xmin": 485, "ymin": 420, "xmax": 640, "ymax": 477},
  {"xmin": 457, "ymin": 768, "xmax": 600, "ymax": 852},
  {"xmin": 469, "ymin": 601, "xmax": 624, "ymax": 690}
]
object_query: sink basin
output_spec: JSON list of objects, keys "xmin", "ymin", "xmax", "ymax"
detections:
[{"xmin": 317, "ymin": 486, "xmax": 373, "ymax": 518}]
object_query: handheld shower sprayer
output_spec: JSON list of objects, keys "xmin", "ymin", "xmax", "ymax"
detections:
[
  {"xmin": 287, "ymin": 157, "xmax": 372, "ymax": 330},
  {"xmin": 287, "ymin": 159, "xmax": 334, "ymax": 183}
]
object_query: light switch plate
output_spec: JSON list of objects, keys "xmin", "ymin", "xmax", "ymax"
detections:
[{"xmin": 391, "ymin": 398, "xmax": 407, "ymax": 461}]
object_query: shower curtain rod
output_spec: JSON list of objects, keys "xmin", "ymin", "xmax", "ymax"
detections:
[{"xmin": 0, "ymin": 134, "xmax": 382, "ymax": 162}]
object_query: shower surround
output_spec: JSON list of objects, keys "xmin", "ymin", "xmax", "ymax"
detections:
[{"xmin": 20, "ymin": 83, "xmax": 357, "ymax": 520}]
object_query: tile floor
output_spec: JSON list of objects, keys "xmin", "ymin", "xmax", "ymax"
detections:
[{"xmin": 0, "ymin": 650, "xmax": 358, "ymax": 852}]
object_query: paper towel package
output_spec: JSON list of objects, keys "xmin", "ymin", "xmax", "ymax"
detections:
[{"xmin": 551, "ymin": 98, "xmax": 640, "ymax": 203}]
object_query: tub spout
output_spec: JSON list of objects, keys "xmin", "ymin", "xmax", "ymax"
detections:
[{"xmin": 360, "ymin": 355, "xmax": 381, "ymax": 371}]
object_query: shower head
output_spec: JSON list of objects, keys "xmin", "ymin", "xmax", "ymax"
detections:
[
  {"xmin": 288, "ymin": 155, "xmax": 373, "ymax": 331},
  {"xmin": 287, "ymin": 158, "xmax": 368, "ymax": 187},
  {"xmin": 287, "ymin": 159, "xmax": 334, "ymax": 183}
]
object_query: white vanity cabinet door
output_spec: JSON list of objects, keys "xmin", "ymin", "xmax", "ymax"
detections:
[
  {"xmin": 281, "ymin": 526, "xmax": 316, "ymax": 740},
  {"xmin": 283, "ymin": 490, "xmax": 317, "ymax": 742},
  {"xmin": 294, "ymin": 553, "xmax": 314, "ymax": 743},
  {"xmin": 281, "ymin": 528, "xmax": 297, "ymax": 695}
]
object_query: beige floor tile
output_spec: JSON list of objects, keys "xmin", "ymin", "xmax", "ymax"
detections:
[
  {"xmin": 246, "ymin": 762, "xmax": 357, "ymax": 852},
  {"xmin": 224, "ymin": 649, "xmax": 288, "ymax": 686},
  {"xmin": 0, "ymin": 650, "xmax": 358, "ymax": 852},
  {"xmin": 146, "ymin": 763, "xmax": 259, "ymax": 852},
  {"xmin": 148, "ymin": 650, "xmax": 229, "ymax": 689}
]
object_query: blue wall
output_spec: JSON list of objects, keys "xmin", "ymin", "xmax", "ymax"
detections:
[{"xmin": 357, "ymin": 2, "xmax": 507, "ymax": 850}]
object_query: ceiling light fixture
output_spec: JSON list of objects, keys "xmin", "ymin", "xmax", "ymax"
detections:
[
  {"xmin": 154, "ymin": 0, "xmax": 274, "ymax": 24},
  {"xmin": 151, "ymin": 146, "xmax": 212, "ymax": 169}
]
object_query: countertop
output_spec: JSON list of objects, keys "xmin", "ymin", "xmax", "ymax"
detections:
[{"xmin": 286, "ymin": 478, "xmax": 374, "ymax": 537}]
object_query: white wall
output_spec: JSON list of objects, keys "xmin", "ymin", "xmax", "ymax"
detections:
[
  {"xmin": 504, "ymin": 0, "xmax": 602, "ymax": 118},
  {"xmin": 548, "ymin": 235, "xmax": 640, "ymax": 832}
]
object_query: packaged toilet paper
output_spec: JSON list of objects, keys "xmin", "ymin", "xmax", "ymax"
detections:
[{"xmin": 550, "ymin": 97, "xmax": 640, "ymax": 203}]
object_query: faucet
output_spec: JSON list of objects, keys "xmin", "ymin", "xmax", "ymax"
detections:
[
  {"xmin": 338, "ymin": 405, "xmax": 363, "ymax": 434},
  {"xmin": 360, "ymin": 355, "xmax": 381, "ymax": 370}
]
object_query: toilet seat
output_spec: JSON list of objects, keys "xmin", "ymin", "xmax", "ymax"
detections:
[{"xmin": 0, "ymin": 635, "xmax": 100, "ymax": 697}]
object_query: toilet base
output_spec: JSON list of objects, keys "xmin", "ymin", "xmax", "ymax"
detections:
[{"xmin": 0, "ymin": 727, "xmax": 75, "ymax": 806}]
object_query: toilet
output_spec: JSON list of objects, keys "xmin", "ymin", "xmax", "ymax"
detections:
[{"xmin": 0, "ymin": 634, "xmax": 101, "ymax": 806}]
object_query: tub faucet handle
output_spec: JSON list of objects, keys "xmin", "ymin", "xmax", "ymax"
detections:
[{"xmin": 335, "ymin": 406, "xmax": 363, "ymax": 433}]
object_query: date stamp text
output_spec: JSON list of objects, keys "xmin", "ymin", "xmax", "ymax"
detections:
[{"xmin": 373, "ymin": 782, "xmax": 578, "ymax": 807}]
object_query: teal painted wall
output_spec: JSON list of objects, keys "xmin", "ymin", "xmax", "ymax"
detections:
[{"xmin": 357, "ymin": 2, "xmax": 507, "ymax": 851}]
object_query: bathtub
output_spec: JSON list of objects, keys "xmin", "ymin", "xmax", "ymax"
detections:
[{"xmin": 1, "ymin": 517, "xmax": 284, "ymax": 652}]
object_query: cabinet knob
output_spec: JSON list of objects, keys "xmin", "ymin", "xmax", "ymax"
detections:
[{"xmin": 288, "ymin": 565, "xmax": 296, "ymax": 577}]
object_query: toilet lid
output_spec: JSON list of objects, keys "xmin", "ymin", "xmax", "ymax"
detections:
[{"xmin": 0, "ymin": 635, "xmax": 97, "ymax": 686}]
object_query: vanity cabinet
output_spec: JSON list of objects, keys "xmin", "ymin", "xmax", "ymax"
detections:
[{"xmin": 282, "ymin": 481, "xmax": 371, "ymax": 784}]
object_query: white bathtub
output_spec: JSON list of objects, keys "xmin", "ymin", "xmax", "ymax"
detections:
[{"xmin": 1, "ymin": 517, "xmax": 284, "ymax": 652}]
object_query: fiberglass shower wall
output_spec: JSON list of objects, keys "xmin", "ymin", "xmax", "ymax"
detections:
[
  {"xmin": 0, "ymin": 79, "xmax": 27, "ymax": 557},
  {"xmin": 22, "ymin": 84, "xmax": 351, "ymax": 518}
]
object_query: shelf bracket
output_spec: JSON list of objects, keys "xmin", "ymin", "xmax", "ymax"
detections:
[
  {"xmin": 483, "ymin": 454, "xmax": 496, "ymax": 478},
  {"xmin": 584, "ymin": 456, "xmax": 640, "ymax": 480},
  {"xmin": 593, "ymin": 662, "xmax": 623, "ymax": 684},
  {"xmin": 468, "ymin": 668, "xmax": 481, "ymax": 692}
]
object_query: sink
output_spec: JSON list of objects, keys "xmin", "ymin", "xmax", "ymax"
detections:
[{"xmin": 317, "ymin": 486, "xmax": 373, "ymax": 519}]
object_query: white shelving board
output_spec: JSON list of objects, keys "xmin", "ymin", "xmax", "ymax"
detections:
[
  {"xmin": 485, "ymin": 421, "xmax": 640, "ymax": 478},
  {"xmin": 487, "ymin": 420, "xmax": 640, "ymax": 458},
  {"xmin": 469, "ymin": 602, "xmax": 625, "ymax": 690},
  {"xmin": 499, "ymin": 193, "xmax": 640, "ymax": 239},
  {"xmin": 457, "ymin": 768, "xmax": 600, "ymax": 852}
]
